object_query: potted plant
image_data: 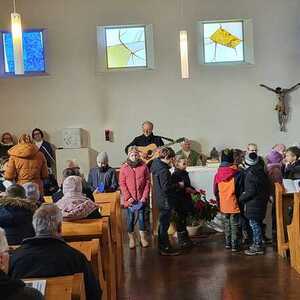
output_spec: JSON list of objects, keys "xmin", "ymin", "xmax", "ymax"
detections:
[{"xmin": 186, "ymin": 189, "xmax": 218, "ymax": 237}]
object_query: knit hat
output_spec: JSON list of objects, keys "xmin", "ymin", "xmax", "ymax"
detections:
[
  {"xmin": 97, "ymin": 152, "xmax": 109, "ymax": 164},
  {"xmin": 266, "ymin": 150, "xmax": 283, "ymax": 165},
  {"xmin": 221, "ymin": 149, "xmax": 234, "ymax": 164},
  {"xmin": 127, "ymin": 146, "xmax": 140, "ymax": 156},
  {"xmin": 23, "ymin": 182, "xmax": 40, "ymax": 201},
  {"xmin": 245, "ymin": 152, "xmax": 259, "ymax": 166}
]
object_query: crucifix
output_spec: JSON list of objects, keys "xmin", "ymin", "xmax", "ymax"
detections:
[{"xmin": 259, "ymin": 83, "xmax": 300, "ymax": 131}]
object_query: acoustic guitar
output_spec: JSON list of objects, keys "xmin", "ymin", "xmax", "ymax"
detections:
[{"xmin": 137, "ymin": 137, "xmax": 185, "ymax": 164}]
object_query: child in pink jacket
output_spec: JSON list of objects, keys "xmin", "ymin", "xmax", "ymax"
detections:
[{"xmin": 119, "ymin": 147, "xmax": 151, "ymax": 249}]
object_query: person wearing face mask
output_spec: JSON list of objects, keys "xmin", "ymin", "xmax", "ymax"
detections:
[
  {"xmin": 0, "ymin": 227, "xmax": 43, "ymax": 300},
  {"xmin": 88, "ymin": 152, "xmax": 118, "ymax": 193},
  {"xmin": 125, "ymin": 121, "xmax": 164, "ymax": 155},
  {"xmin": 119, "ymin": 147, "xmax": 151, "ymax": 249}
]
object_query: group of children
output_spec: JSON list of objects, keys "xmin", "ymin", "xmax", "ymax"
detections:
[
  {"xmin": 215, "ymin": 143, "xmax": 300, "ymax": 256},
  {"xmin": 119, "ymin": 142, "xmax": 300, "ymax": 257}
]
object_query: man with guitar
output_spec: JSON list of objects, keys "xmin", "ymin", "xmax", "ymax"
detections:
[{"xmin": 125, "ymin": 121, "xmax": 164, "ymax": 160}]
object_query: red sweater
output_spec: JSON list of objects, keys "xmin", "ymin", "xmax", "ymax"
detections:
[{"xmin": 119, "ymin": 162, "xmax": 151, "ymax": 208}]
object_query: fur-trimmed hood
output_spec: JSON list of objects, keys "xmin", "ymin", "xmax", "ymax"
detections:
[{"xmin": 0, "ymin": 197, "xmax": 37, "ymax": 212}]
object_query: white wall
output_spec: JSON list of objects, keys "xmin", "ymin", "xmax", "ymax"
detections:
[{"xmin": 0, "ymin": 0, "xmax": 300, "ymax": 166}]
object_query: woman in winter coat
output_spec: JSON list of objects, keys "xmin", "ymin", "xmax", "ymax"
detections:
[
  {"xmin": 119, "ymin": 147, "xmax": 150, "ymax": 249},
  {"xmin": 0, "ymin": 184, "xmax": 36, "ymax": 245},
  {"xmin": 56, "ymin": 176, "xmax": 100, "ymax": 220},
  {"xmin": 4, "ymin": 134, "xmax": 48, "ymax": 193}
]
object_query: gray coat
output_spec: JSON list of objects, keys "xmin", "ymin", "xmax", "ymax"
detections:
[{"xmin": 88, "ymin": 167, "xmax": 118, "ymax": 192}]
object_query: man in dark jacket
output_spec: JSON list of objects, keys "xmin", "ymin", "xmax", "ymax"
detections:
[
  {"xmin": 240, "ymin": 152, "xmax": 270, "ymax": 256},
  {"xmin": 151, "ymin": 147, "xmax": 183, "ymax": 256},
  {"xmin": 125, "ymin": 121, "xmax": 164, "ymax": 154},
  {"xmin": 9, "ymin": 204, "xmax": 101, "ymax": 300},
  {"xmin": 88, "ymin": 151, "xmax": 118, "ymax": 192}
]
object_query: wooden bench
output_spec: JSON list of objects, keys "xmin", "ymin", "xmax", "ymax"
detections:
[
  {"xmin": 287, "ymin": 192, "xmax": 300, "ymax": 273},
  {"xmin": 69, "ymin": 240, "xmax": 107, "ymax": 300},
  {"xmin": 275, "ymin": 183, "xmax": 294, "ymax": 257},
  {"xmin": 62, "ymin": 218, "xmax": 117, "ymax": 300},
  {"xmin": 24, "ymin": 273, "xmax": 85, "ymax": 300},
  {"xmin": 93, "ymin": 191, "xmax": 124, "ymax": 288}
]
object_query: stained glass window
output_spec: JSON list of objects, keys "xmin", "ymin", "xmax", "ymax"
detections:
[
  {"xmin": 203, "ymin": 21, "xmax": 244, "ymax": 64},
  {"xmin": 105, "ymin": 26, "xmax": 147, "ymax": 69},
  {"xmin": 2, "ymin": 30, "xmax": 45, "ymax": 73}
]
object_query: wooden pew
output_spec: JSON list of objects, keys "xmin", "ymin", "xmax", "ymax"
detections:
[
  {"xmin": 275, "ymin": 183, "xmax": 294, "ymax": 258},
  {"xmin": 62, "ymin": 218, "xmax": 117, "ymax": 300},
  {"xmin": 69, "ymin": 240, "xmax": 107, "ymax": 300},
  {"xmin": 24, "ymin": 273, "xmax": 86, "ymax": 300},
  {"xmin": 287, "ymin": 192, "xmax": 300, "ymax": 273},
  {"xmin": 94, "ymin": 191, "xmax": 124, "ymax": 288}
]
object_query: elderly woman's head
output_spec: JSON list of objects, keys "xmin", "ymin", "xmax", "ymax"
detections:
[
  {"xmin": 23, "ymin": 182, "xmax": 40, "ymax": 202},
  {"xmin": 1, "ymin": 132, "xmax": 14, "ymax": 146},
  {"xmin": 0, "ymin": 228, "xmax": 9, "ymax": 273},
  {"xmin": 32, "ymin": 204, "xmax": 63, "ymax": 236},
  {"xmin": 181, "ymin": 139, "xmax": 192, "ymax": 152},
  {"xmin": 62, "ymin": 176, "xmax": 83, "ymax": 195}
]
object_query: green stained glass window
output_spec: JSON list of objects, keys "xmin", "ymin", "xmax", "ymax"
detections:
[{"xmin": 105, "ymin": 26, "xmax": 147, "ymax": 69}]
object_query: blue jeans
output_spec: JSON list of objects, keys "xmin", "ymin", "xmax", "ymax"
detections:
[
  {"xmin": 127, "ymin": 207, "xmax": 146, "ymax": 233},
  {"xmin": 249, "ymin": 219, "xmax": 262, "ymax": 246},
  {"xmin": 158, "ymin": 209, "xmax": 172, "ymax": 249}
]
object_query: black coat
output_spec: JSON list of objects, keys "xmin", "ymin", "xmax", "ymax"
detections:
[
  {"xmin": 171, "ymin": 169, "xmax": 194, "ymax": 213},
  {"xmin": 239, "ymin": 164, "xmax": 270, "ymax": 221},
  {"xmin": 125, "ymin": 133, "xmax": 164, "ymax": 154},
  {"xmin": 9, "ymin": 236, "xmax": 101, "ymax": 300},
  {"xmin": 0, "ymin": 270, "xmax": 43, "ymax": 300},
  {"xmin": 283, "ymin": 160, "xmax": 300, "ymax": 180},
  {"xmin": 0, "ymin": 144, "xmax": 13, "ymax": 160},
  {"xmin": 150, "ymin": 159, "xmax": 179, "ymax": 210},
  {"xmin": 38, "ymin": 141, "xmax": 55, "ymax": 168},
  {"xmin": 0, "ymin": 197, "xmax": 36, "ymax": 245}
]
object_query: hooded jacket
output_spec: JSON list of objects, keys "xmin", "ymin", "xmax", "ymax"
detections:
[
  {"xmin": 0, "ymin": 196, "xmax": 36, "ymax": 245},
  {"xmin": 4, "ymin": 144, "xmax": 48, "ymax": 193},
  {"xmin": 214, "ymin": 164, "xmax": 243, "ymax": 214},
  {"xmin": 150, "ymin": 158, "xmax": 180, "ymax": 210},
  {"xmin": 119, "ymin": 160, "xmax": 150, "ymax": 208},
  {"xmin": 56, "ymin": 176, "xmax": 99, "ymax": 220},
  {"xmin": 239, "ymin": 163, "xmax": 270, "ymax": 221}
]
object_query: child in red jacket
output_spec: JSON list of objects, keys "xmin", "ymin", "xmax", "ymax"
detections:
[{"xmin": 119, "ymin": 147, "xmax": 151, "ymax": 249}]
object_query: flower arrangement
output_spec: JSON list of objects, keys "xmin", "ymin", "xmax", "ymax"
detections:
[{"xmin": 186, "ymin": 189, "xmax": 218, "ymax": 226}]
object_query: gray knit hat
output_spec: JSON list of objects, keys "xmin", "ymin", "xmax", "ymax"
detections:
[
  {"xmin": 245, "ymin": 152, "xmax": 259, "ymax": 166},
  {"xmin": 97, "ymin": 151, "xmax": 109, "ymax": 164}
]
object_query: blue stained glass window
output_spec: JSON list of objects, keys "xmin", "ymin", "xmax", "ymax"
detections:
[{"xmin": 2, "ymin": 30, "xmax": 45, "ymax": 73}]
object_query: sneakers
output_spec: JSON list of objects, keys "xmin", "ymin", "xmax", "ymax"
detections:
[
  {"xmin": 244, "ymin": 244, "xmax": 265, "ymax": 256},
  {"xmin": 231, "ymin": 241, "xmax": 241, "ymax": 252},
  {"xmin": 159, "ymin": 245, "xmax": 181, "ymax": 256},
  {"xmin": 225, "ymin": 240, "xmax": 231, "ymax": 250}
]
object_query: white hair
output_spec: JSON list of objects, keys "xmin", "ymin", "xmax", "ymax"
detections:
[
  {"xmin": 0, "ymin": 227, "xmax": 8, "ymax": 253},
  {"xmin": 32, "ymin": 204, "xmax": 63, "ymax": 236}
]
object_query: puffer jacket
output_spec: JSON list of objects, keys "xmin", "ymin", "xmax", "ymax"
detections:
[
  {"xmin": 240, "ymin": 163, "xmax": 270, "ymax": 221},
  {"xmin": 0, "ymin": 196, "xmax": 36, "ymax": 245},
  {"xmin": 150, "ymin": 158, "xmax": 180, "ymax": 210},
  {"xmin": 4, "ymin": 143, "xmax": 48, "ymax": 193},
  {"xmin": 119, "ymin": 161, "xmax": 150, "ymax": 208}
]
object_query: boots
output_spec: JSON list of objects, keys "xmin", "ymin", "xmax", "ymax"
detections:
[
  {"xmin": 177, "ymin": 231, "xmax": 193, "ymax": 249},
  {"xmin": 128, "ymin": 232, "xmax": 135, "ymax": 249},
  {"xmin": 139, "ymin": 231, "xmax": 149, "ymax": 248}
]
